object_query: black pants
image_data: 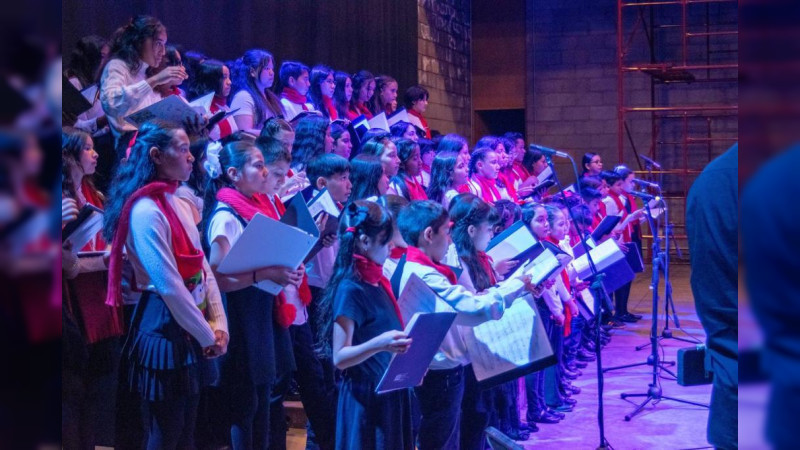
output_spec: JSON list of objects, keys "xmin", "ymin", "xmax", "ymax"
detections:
[
  {"xmin": 613, "ymin": 282, "xmax": 633, "ymax": 317},
  {"xmin": 290, "ymin": 322, "xmax": 337, "ymax": 450},
  {"xmin": 142, "ymin": 394, "xmax": 200, "ymax": 450},
  {"xmin": 415, "ymin": 365, "xmax": 465, "ymax": 449},
  {"xmin": 229, "ymin": 382, "xmax": 271, "ymax": 450},
  {"xmin": 460, "ymin": 365, "xmax": 492, "ymax": 450}
]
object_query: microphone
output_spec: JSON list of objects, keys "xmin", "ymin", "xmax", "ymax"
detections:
[
  {"xmin": 639, "ymin": 154, "xmax": 662, "ymax": 169},
  {"xmin": 632, "ymin": 178, "xmax": 660, "ymax": 189},
  {"xmin": 529, "ymin": 144, "xmax": 570, "ymax": 159},
  {"xmin": 628, "ymin": 190, "xmax": 661, "ymax": 202}
]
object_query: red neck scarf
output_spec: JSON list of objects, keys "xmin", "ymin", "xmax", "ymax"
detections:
[
  {"xmin": 216, "ymin": 188, "xmax": 312, "ymax": 327},
  {"xmin": 281, "ymin": 87, "xmax": 309, "ymax": 111},
  {"xmin": 408, "ymin": 109, "xmax": 431, "ymax": 139},
  {"xmin": 511, "ymin": 161, "xmax": 530, "ymax": 183},
  {"xmin": 498, "ymin": 170, "xmax": 518, "ymax": 202},
  {"xmin": 476, "ymin": 251, "xmax": 497, "ymax": 285},
  {"xmin": 106, "ymin": 181, "xmax": 204, "ymax": 315},
  {"xmin": 390, "ymin": 246, "xmax": 407, "ymax": 260},
  {"xmin": 421, "ymin": 163, "xmax": 431, "ymax": 175},
  {"xmin": 322, "ymin": 96, "xmax": 338, "ymax": 120},
  {"xmin": 80, "ymin": 179, "xmax": 107, "ymax": 251},
  {"xmin": 353, "ymin": 254, "xmax": 404, "ymax": 326},
  {"xmin": 211, "ymin": 95, "xmax": 233, "ymax": 139},
  {"xmin": 608, "ymin": 193, "xmax": 631, "ymax": 242},
  {"xmin": 356, "ymin": 101, "xmax": 373, "ymax": 119},
  {"xmin": 474, "ymin": 174, "xmax": 502, "ymax": 204},
  {"xmin": 406, "ymin": 246, "xmax": 457, "ymax": 285},
  {"xmin": 405, "ymin": 176, "xmax": 429, "ymax": 201}
]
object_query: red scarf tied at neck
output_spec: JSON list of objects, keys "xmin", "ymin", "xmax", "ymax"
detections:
[
  {"xmin": 106, "ymin": 181, "xmax": 205, "ymax": 331},
  {"xmin": 404, "ymin": 176, "xmax": 429, "ymax": 201},
  {"xmin": 474, "ymin": 174, "xmax": 502, "ymax": 204},
  {"xmin": 356, "ymin": 102, "xmax": 373, "ymax": 119},
  {"xmin": 322, "ymin": 96, "xmax": 338, "ymax": 120},
  {"xmin": 281, "ymin": 87, "xmax": 309, "ymax": 111},
  {"xmin": 408, "ymin": 109, "xmax": 431, "ymax": 139},
  {"xmin": 353, "ymin": 254, "xmax": 404, "ymax": 326},
  {"xmin": 216, "ymin": 187, "xmax": 312, "ymax": 328},
  {"xmin": 406, "ymin": 246, "xmax": 458, "ymax": 285},
  {"xmin": 389, "ymin": 246, "xmax": 407, "ymax": 260}
]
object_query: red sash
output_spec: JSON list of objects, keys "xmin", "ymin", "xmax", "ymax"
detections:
[
  {"xmin": 405, "ymin": 176, "xmax": 429, "ymax": 201},
  {"xmin": 211, "ymin": 95, "xmax": 233, "ymax": 139},
  {"xmin": 281, "ymin": 87, "xmax": 309, "ymax": 111},
  {"xmin": 322, "ymin": 96, "xmax": 338, "ymax": 120},
  {"xmin": 408, "ymin": 109, "xmax": 431, "ymax": 139}
]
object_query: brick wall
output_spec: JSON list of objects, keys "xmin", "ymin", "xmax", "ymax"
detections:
[
  {"xmin": 525, "ymin": 0, "xmax": 737, "ymax": 179},
  {"xmin": 417, "ymin": 0, "xmax": 471, "ymax": 138}
]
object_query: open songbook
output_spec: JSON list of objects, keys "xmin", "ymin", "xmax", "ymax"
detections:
[
  {"xmin": 217, "ymin": 212, "xmax": 318, "ymax": 295},
  {"xmin": 486, "ymin": 221, "xmax": 539, "ymax": 264},
  {"xmin": 62, "ymin": 204, "xmax": 104, "ymax": 251},
  {"xmin": 124, "ymin": 92, "xmax": 231, "ymax": 128}
]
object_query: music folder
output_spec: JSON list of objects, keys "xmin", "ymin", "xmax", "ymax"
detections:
[
  {"xmin": 124, "ymin": 92, "xmax": 214, "ymax": 127},
  {"xmin": 62, "ymin": 204, "xmax": 104, "ymax": 251},
  {"xmin": 217, "ymin": 213, "xmax": 318, "ymax": 295},
  {"xmin": 367, "ymin": 112, "xmax": 390, "ymax": 131},
  {"xmin": 591, "ymin": 215, "xmax": 622, "ymax": 242},
  {"xmin": 486, "ymin": 221, "xmax": 539, "ymax": 264},
  {"xmin": 386, "ymin": 107, "xmax": 410, "ymax": 127},
  {"xmin": 62, "ymin": 75, "xmax": 94, "ymax": 117},
  {"xmin": 375, "ymin": 311, "xmax": 457, "ymax": 394}
]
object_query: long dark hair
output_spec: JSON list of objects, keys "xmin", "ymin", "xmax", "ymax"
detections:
[
  {"xmin": 437, "ymin": 133, "xmax": 468, "ymax": 155},
  {"xmin": 522, "ymin": 146, "xmax": 544, "ymax": 173},
  {"xmin": 103, "ymin": 121, "xmax": 179, "ymax": 241},
  {"xmin": 389, "ymin": 138, "xmax": 418, "ymax": 201},
  {"xmin": 186, "ymin": 138, "xmax": 210, "ymax": 197},
  {"xmin": 107, "ymin": 15, "xmax": 165, "ymax": 74},
  {"xmin": 201, "ymin": 141, "xmax": 259, "ymax": 247},
  {"xmin": 230, "ymin": 49, "xmax": 283, "ymax": 126},
  {"xmin": 333, "ymin": 71, "xmax": 351, "ymax": 119},
  {"xmin": 349, "ymin": 154, "xmax": 384, "ymax": 201},
  {"xmin": 369, "ymin": 74, "xmax": 397, "ymax": 116},
  {"xmin": 186, "ymin": 58, "xmax": 226, "ymax": 101},
  {"xmin": 449, "ymin": 193, "xmax": 499, "ymax": 291},
  {"xmin": 291, "ymin": 115, "xmax": 330, "ymax": 172},
  {"xmin": 61, "ymin": 128, "xmax": 103, "ymax": 203},
  {"xmin": 349, "ymin": 70, "xmax": 374, "ymax": 112},
  {"xmin": 389, "ymin": 121, "xmax": 415, "ymax": 140},
  {"xmin": 308, "ymin": 65, "xmax": 335, "ymax": 118},
  {"xmin": 65, "ymin": 35, "xmax": 107, "ymax": 88},
  {"xmin": 315, "ymin": 200, "xmax": 394, "ymax": 359},
  {"xmin": 426, "ymin": 151, "xmax": 459, "ymax": 205}
]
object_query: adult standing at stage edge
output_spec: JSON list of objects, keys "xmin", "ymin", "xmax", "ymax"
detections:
[{"xmin": 686, "ymin": 143, "xmax": 738, "ymax": 449}]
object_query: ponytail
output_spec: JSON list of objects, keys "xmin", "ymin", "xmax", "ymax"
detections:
[{"xmin": 315, "ymin": 200, "xmax": 393, "ymax": 359}]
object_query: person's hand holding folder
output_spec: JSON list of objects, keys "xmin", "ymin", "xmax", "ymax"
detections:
[{"xmin": 376, "ymin": 330, "xmax": 412, "ymax": 354}]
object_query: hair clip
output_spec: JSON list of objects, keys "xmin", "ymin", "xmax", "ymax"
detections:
[{"xmin": 345, "ymin": 227, "xmax": 357, "ymax": 233}]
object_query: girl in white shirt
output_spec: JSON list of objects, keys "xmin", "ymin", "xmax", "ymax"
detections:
[
  {"xmin": 426, "ymin": 150, "xmax": 469, "ymax": 209},
  {"xmin": 100, "ymin": 15, "xmax": 187, "ymax": 154},
  {"xmin": 102, "ymin": 121, "xmax": 228, "ymax": 449},
  {"xmin": 229, "ymin": 49, "xmax": 284, "ymax": 134}
]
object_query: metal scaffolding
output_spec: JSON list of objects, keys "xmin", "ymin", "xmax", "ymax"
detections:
[{"xmin": 616, "ymin": 0, "xmax": 738, "ymax": 262}]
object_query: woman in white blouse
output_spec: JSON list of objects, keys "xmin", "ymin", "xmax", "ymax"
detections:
[{"xmin": 99, "ymin": 15, "xmax": 187, "ymax": 157}]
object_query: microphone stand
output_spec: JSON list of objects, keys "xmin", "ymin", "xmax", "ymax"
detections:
[
  {"xmin": 634, "ymin": 198, "xmax": 701, "ymax": 352},
  {"xmin": 614, "ymin": 197, "xmax": 708, "ymax": 421},
  {"xmin": 542, "ymin": 151, "xmax": 610, "ymax": 450}
]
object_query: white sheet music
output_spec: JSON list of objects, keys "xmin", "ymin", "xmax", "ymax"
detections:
[
  {"xmin": 537, "ymin": 166, "xmax": 553, "ymax": 184},
  {"xmin": 367, "ymin": 112, "xmax": 390, "ymax": 131},
  {"xmin": 124, "ymin": 94, "xmax": 209, "ymax": 127},
  {"xmin": 64, "ymin": 208, "xmax": 103, "ymax": 251},
  {"xmin": 461, "ymin": 297, "xmax": 552, "ymax": 382},
  {"xmin": 520, "ymin": 248, "xmax": 561, "ymax": 285},
  {"xmin": 487, "ymin": 225, "xmax": 538, "ymax": 262},
  {"xmin": 396, "ymin": 274, "xmax": 441, "ymax": 324},
  {"xmin": 308, "ymin": 189, "xmax": 340, "ymax": 219},
  {"xmin": 571, "ymin": 238, "xmax": 625, "ymax": 280}
]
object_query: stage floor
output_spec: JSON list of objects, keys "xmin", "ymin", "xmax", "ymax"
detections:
[
  {"xmin": 285, "ymin": 264, "xmax": 715, "ymax": 450},
  {"xmin": 520, "ymin": 263, "xmax": 713, "ymax": 449}
]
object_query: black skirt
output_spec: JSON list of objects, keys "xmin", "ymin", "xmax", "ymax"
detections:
[
  {"xmin": 123, "ymin": 291, "xmax": 203, "ymax": 402},
  {"xmin": 336, "ymin": 377, "xmax": 414, "ymax": 450}
]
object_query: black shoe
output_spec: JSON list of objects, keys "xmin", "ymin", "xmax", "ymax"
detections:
[
  {"xmin": 551, "ymin": 403, "xmax": 574, "ymax": 413},
  {"xmin": 563, "ymin": 370, "xmax": 578, "ymax": 380},
  {"xmin": 528, "ymin": 411, "xmax": 561, "ymax": 424},
  {"xmin": 629, "ymin": 312, "xmax": 643, "ymax": 320},
  {"xmin": 523, "ymin": 422, "xmax": 539, "ymax": 433},
  {"xmin": 617, "ymin": 313, "xmax": 638, "ymax": 323},
  {"xmin": 547, "ymin": 409, "xmax": 566, "ymax": 419},
  {"xmin": 566, "ymin": 384, "xmax": 581, "ymax": 395},
  {"xmin": 578, "ymin": 350, "xmax": 596, "ymax": 362},
  {"xmin": 562, "ymin": 396, "xmax": 577, "ymax": 406},
  {"xmin": 574, "ymin": 360, "xmax": 588, "ymax": 369}
]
